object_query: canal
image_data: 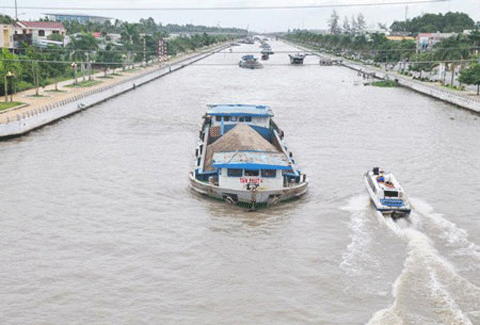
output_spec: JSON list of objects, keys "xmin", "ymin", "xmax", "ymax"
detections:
[{"xmin": 2, "ymin": 40, "xmax": 480, "ymax": 325}]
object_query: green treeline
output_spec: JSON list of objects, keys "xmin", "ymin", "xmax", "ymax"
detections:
[
  {"xmin": 285, "ymin": 11, "xmax": 480, "ymax": 90},
  {"xmin": 1, "ymin": 16, "xmax": 241, "ymax": 97},
  {"xmin": 390, "ymin": 12, "xmax": 476, "ymax": 34}
]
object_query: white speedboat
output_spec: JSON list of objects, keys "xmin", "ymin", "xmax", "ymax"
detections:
[
  {"xmin": 364, "ymin": 167, "xmax": 412, "ymax": 219},
  {"xmin": 189, "ymin": 104, "xmax": 307, "ymax": 208},
  {"xmin": 261, "ymin": 45, "xmax": 274, "ymax": 55},
  {"xmin": 239, "ymin": 55, "xmax": 263, "ymax": 69}
]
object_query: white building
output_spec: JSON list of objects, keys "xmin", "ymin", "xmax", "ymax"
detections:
[{"xmin": 14, "ymin": 21, "xmax": 66, "ymax": 47}]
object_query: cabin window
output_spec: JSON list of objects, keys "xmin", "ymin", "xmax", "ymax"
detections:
[
  {"xmin": 197, "ymin": 158, "xmax": 201, "ymax": 166},
  {"xmin": 216, "ymin": 116, "xmax": 221, "ymax": 122},
  {"xmin": 384, "ymin": 190, "xmax": 398, "ymax": 197},
  {"xmin": 227, "ymin": 168, "xmax": 242, "ymax": 177},
  {"xmin": 230, "ymin": 116, "xmax": 237, "ymax": 122},
  {"xmin": 38, "ymin": 30, "xmax": 45, "ymax": 37},
  {"xmin": 261, "ymin": 169, "xmax": 276, "ymax": 178},
  {"xmin": 245, "ymin": 116, "xmax": 252, "ymax": 122},
  {"xmin": 199, "ymin": 145, "xmax": 203, "ymax": 154},
  {"xmin": 244, "ymin": 169, "xmax": 259, "ymax": 176},
  {"xmin": 239, "ymin": 117, "xmax": 245, "ymax": 122},
  {"xmin": 224, "ymin": 116, "xmax": 230, "ymax": 122}
]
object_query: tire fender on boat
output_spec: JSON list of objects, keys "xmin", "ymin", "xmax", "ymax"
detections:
[
  {"xmin": 267, "ymin": 196, "xmax": 280, "ymax": 207},
  {"xmin": 225, "ymin": 196, "xmax": 235, "ymax": 205}
]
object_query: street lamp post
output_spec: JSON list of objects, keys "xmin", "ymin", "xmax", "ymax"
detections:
[
  {"xmin": 4, "ymin": 71, "xmax": 14, "ymax": 102},
  {"xmin": 71, "ymin": 62, "xmax": 78, "ymax": 85}
]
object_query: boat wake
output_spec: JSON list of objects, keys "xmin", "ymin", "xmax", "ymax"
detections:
[
  {"xmin": 365, "ymin": 198, "xmax": 480, "ymax": 325},
  {"xmin": 340, "ymin": 195, "xmax": 403, "ymax": 297},
  {"xmin": 340, "ymin": 195, "xmax": 376, "ymax": 278}
]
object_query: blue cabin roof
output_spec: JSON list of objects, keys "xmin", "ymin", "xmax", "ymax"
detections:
[
  {"xmin": 241, "ymin": 55, "xmax": 257, "ymax": 61},
  {"xmin": 207, "ymin": 104, "xmax": 274, "ymax": 117},
  {"xmin": 212, "ymin": 151, "xmax": 291, "ymax": 170}
]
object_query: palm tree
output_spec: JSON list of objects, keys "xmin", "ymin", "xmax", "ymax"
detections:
[
  {"xmin": 434, "ymin": 34, "xmax": 470, "ymax": 85},
  {"xmin": 67, "ymin": 33, "xmax": 98, "ymax": 62}
]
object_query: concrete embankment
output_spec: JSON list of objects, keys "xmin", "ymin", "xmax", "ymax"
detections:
[
  {"xmin": 0, "ymin": 45, "xmax": 228, "ymax": 138},
  {"xmin": 287, "ymin": 41, "xmax": 480, "ymax": 115},
  {"xmin": 339, "ymin": 60, "xmax": 480, "ymax": 114}
]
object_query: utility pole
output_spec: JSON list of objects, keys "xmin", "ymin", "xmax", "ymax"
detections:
[{"xmin": 404, "ymin": 5, "xmax": 408, "ymax": 35}]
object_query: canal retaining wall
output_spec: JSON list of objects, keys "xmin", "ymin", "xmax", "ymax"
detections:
[
  {"xmin": 287, "ymin": 41, "xmax": 480, "ymax": 115},
  {"xmin": 0, "ymin": 45, "xmax": 228, "ymax": 138},
  {"xmin": 340, "ymin": 61, "xmax": 480, "ymax": 114}
]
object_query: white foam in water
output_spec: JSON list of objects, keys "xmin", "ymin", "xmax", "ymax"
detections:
[
  {"xmin": 411, "ymin": 197, "xmax": 480, "ymax": 264},
  {"xmin": 340, "ymin": 195, "xmax": 374, "ymax": 276},
  {"xmin": 366, "ymin": 199, "xmax": 480, "ymax": 325},
  {"xmin": 427, "ymin": 270, "xmax": 474, "ymax": 325}
]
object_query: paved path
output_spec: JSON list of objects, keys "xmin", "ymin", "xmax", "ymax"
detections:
[
  {"xmin": 0, "ymin": 48, "xmax": 215, "ymax": 124},
  {"xmin": 289, "ymin": 41, "xmax": 480, "ymax": 111}
]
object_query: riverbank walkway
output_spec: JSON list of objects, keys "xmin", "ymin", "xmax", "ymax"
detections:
[
  {"xmin": 288, "ymin": 41, "xmax": 480, "ymax": 114},
  {"xmin": 0, "ymin": 45, "xmax": 223, "ymax": 125},
  {"xmin": 342, "ymin": 59, "xmax": 480, "ymax": 114}
]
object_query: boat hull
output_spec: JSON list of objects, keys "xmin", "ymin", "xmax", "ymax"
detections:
[
  {"xmin": 189, "ymin": 172, "xmax": 307, "ymax": 207},
  {"xmin": 364, "ymin": 173, "xmax": 411, "ymax": 218},
  {"xmin": 239, "ymin": 61, "xmax": 263, "ymax": 69}
]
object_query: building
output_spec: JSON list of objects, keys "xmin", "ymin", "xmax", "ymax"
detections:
[
  {"xmin": 416, "ymin": 32, "xmax": 455, "ymax": 52},
  {"xmin": 0, "ymin": 24, "xmax": 15, "ymax": 49},
  {"xmin": 14, "ymin": 21, "xmax": 66, "ymax": 47},
  {"xmin": 1, "ymin": 20, "xmax": 68, "ymax": 50},
  {"xmin": 44, "ymin": 13, "xmax": 112, "ymax": 24}
]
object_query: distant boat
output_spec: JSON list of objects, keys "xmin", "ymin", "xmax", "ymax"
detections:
[
  {"xmin": 189, "ymin": 104, "xmax": 308, "ymax": 208},
  {"xmin": 319, "ymin": 56, "xmax": 333, "ymax": 66},
  {"xmin": 364, "ymin": 167, "xmax": 412, "ymax": 219},
  {"xmin": 260, "ymin": 44, "xmax": 274, "ymax": 55},
  {"xmin": 289, "ymin": 53, "xmax": 307, "ymax": 64},
  {"xmin": 239, "ymin": 55, "xmax": 263, "ymax": 69},
  {"xmin": 261, "ymin": 47, "xmax": 274, "ymax": 55}
]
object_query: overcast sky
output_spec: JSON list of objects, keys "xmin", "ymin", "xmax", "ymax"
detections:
[{"xmin": 2, "ymin": 0, "xmax": 479, "ymax": 32}]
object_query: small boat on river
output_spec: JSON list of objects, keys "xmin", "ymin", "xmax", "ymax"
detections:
[
  {"xmin": 189, "ymin": 104, "xmax": 308, "ymax": 208},
  {"xmin": 261, "ymin": 46, "xmax": 274, "ymax": 55},
  {"xmin": 239, "ymin": 55, "xmax": 263, "ymax": 69},
  {"xmin": 364, "ymin": 167, "xmax": 412, "ymax": 219},
  {"xmin": 289, "ymin": 53, "xmax": 307, "ymax": 64}
]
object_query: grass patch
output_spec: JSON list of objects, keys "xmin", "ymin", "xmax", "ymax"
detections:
[
  {"xmin": 45, "ymin": 89, "xmax": 67, "ymax": 93},
  {"xmin": 443, "ymin": 84, "xmax": 465, "ymax": 91},
  {"xmin": 65, "ymin": 80, "xmax": 103, "ymax": 88},
  {"xmin": 125, "ymin": 68, "xmax": 140, "ymax": 73},
  {"xmin": 98, "ymin": 75, "xmax": 114, "ymax": 79},
  {"xmin": 370, "ymin": 80, "xmax": 398, "ymax": 87},
  {"xmin": 0, "ymin": 102, "xmax": 23, "ymax": 111},
  {"xmin": 27, "ymin": 94, "xmax": 48, "ymax": 97}
]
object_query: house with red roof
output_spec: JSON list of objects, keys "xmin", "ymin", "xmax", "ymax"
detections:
[{"xmin": 14, "ymin": 21, "xmax": 67, "ymax": 47}]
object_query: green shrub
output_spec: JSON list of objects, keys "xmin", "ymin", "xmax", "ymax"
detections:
[{"xmin": 16, "ymin": 81, "xmax": 34, "ymax": 92}]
